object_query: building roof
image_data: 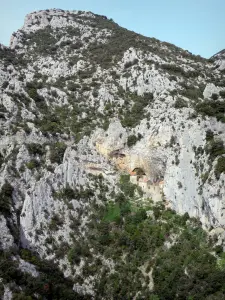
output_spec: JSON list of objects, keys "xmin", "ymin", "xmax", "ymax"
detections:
[{"xmin": 130, "ymin": 171, "xmax": 137, "ymax": 176}]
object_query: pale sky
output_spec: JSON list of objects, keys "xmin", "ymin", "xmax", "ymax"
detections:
[{"xmin": 0, "ymin": 0, "xmax": 224, "ymax": 58}]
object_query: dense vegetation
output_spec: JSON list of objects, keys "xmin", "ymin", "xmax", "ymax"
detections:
[
  {"xmin": 0, "ymin": 249, "xmax": 85, "ymax": 300},
  {"xmin": 60, "ymin": 175, "xmax": 225, "ymax": 299},
  {"xmin": 1, "ymin": 174, "xmax": 225, "ymax": 299},
  {"xmin": 0, "ymin": 182, "xmax": 13, "ymax": 216},
  {"xmin": 196, "ymin": 99, "xmax": 225, "ymax": 123}
]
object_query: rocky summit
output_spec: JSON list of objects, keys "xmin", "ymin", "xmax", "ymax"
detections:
[{"xmin": 1, "ymin": 8, "xmax": 225, "ymax": 299}]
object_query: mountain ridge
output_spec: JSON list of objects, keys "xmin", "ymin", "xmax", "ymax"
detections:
[
  {"xmin": 8, "ymin": 9, "xmax": 223, "ymax": 60},
  {"xmin": 0, "ymin": 8, "xmax": 225, "ymax": 299}
]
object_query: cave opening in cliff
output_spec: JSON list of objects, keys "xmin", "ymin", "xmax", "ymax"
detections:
[
  {"xmin": 109, "ymin": 150, "xmax": 126, "ymax": 158},
  {"xmin": 131, "ymin": 168, "xmax": 146, "ymax": 176}
]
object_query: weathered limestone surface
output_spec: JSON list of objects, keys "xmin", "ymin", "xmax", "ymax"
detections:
[{"xmin": 0, "ymin": 9, "xmax": 225, "ymax": 295}]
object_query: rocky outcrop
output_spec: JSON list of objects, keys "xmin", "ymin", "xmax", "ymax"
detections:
[
  {"xmin": 93, "ymin": 117, "xmax": 225, "ymax": 227},
  {"xmin": 0, "ymin": 216, "xmax": 14, "ymax": 249},
  {"xmin": 212, "ymin": 49, "xmax": 225, "ymax": 70},
  {"xmin": 0, "ymin": 8, "xmax": 225, "ymax": 297},
  {"xmin": 1, "ymin": 8, "xmax": 225, "ymax": 233}
]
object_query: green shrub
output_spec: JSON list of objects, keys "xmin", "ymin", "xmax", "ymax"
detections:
[
  {"xmin": 50, "ymin": 142, "xmax": 67, "ymax": 164},
  {"xmin": 169, "ymin": 135, "xmax": 176, "ymax": 147},
  {"xmin": 196, "ymin": 99, "xmax": 225, "ymax": 122},
  {"xmin": 67, "ymin": 82, "xmax": 80, "ymax": 91},
  {"xmin": 161, "ymin": 64, "xmax": 185, "ymax": 76},
  {"xmin": 39, "ymin": 119, "xmax": 61, "ymax": 135},
  {"xmin": 102, "ymin": 119, "xmax": 110, "ymax": 131},
  {"xmin": 127, "ymin": 135, "xmax": 138, "ymax": 147},
  {"xmin": 23, "ymin": 26, "xmax": 57, "ymax": 55},
  {"xmin": 119, "ymin": 175, "xmax": 136, "ymax": 197},
  {"xmin": 211, "ymin": 93, "xmax": 218, "ymax": 100},
  {"xmin": 71, "ymin": 41, "xmax": 83, "ymax": 49},
  {"xmin": 177, "ymin": 181, "xmax": 182, "ymax": 188},
  {"xmin": 206, "ymin": 139, "xmax": 225, "ymax": 161},
  {"xmin": 127, "ymin": 133, "xmax": 142, "ymax": 146},
  {"xmin": 63, "ymin": 185, "xmax": 76, "ymax": 200},
  {"xmin": 0, "ymin": 104, "xmax": 7, "ymax": 113},
  {"xmin": 214, "ymin": 245, "xmax": 223, "ymax": 255},
  {"xmin": 120, "ymin": 174, "xmax": 130, "ymax": 185},
  {"xmin": 174, "ymin": 98, "xmax": 188, "ymax": 109},
  {"xmin": 92, "ymin": 89, "xmax": 98, "ymax": 97},
  {"xmin": 26, "ymin": 159, "xmax": 40, "ymax": 170},
  {"xmin": 0, "ymin": 152, "xmax": 3, "ymax": 167},
  {"xmin": 22, "ymin": 123, "xmax": 32, "ymax": 134},
  {"xmin": 205, "ymin": 129, "xmax": 214, "ymax": 141},
  {"xmin": 49, "ymin": 213, "xmax": 64, "ymax": 231},
  {"xmin": 0, "ymin": 182, "xmax": 13, "ymax": 215},
  {"xmin": 104, "ymin": 203, "xmax": 121, "ymax": 223},
  {"xmin": 219, "ymin": 90, "xmax": 225, "ymax": 98},
  {"xmin": 181, "ymin": 85, "xmax": 202, "ymax": 100},
  {"xmin": 169, "ymin": 75, "xmax": 177, "ymax": 81},
  {"xmin": 215, "ymin": 156, "xmax": 225, "ymax": 179},
  {"xmin": 124, "ymin": 58, "xmax": 138, "ymax": 69},
  {"xmin": 54, "ymin": 185, "xmax": 79, "ymax": 202},
  {"xmin": 12, "ymin": 292, "xmax": 33, "ymax": 300},
  {"xmin": 2, "ymin": 81, "xmax": 9, "ymax": 89},
  {"xmin": 67, "ymin": 246, "xmax": 81, "ymax": 264},
  {"xmin": 26, "ymin": 143, "xmax": 45, "ymax": 156},
  {"xmin": 26, "ymin": 82, "xmax": 45, "ymax": 105},
  {"xmin": 67, "ymin": 242, "xmax": 90, "ymax": 264},
  {"xmin": 27, "ymin": 87, "xmax": 38, "ymax": 99}
]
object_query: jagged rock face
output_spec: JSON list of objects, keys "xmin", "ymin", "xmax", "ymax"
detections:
[
  {"xmin": 1, "ymin": 8, "xmax": 225, "ymax": 298},
  {"xmin": 212, "ymin": 49, "xmax": 225, "ymax": 71}
]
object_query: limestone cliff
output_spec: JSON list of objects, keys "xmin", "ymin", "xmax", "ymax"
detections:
[
  {"xmin": 0, "ymin": 8, "xmax": 225, "ymax": 299},
  {"xmin": 213, "ymin": 49, "xmax": 225, "ymax": 71}
]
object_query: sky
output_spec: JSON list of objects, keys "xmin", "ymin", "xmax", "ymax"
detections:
[{"xmin": 0, "ymin": 0, "xmax": 224, "ymax": 58}]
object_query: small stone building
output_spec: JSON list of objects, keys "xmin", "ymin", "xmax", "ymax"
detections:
[{"xmin": 129, "ymin": 168, "xmax": 164, "ymax": 202}]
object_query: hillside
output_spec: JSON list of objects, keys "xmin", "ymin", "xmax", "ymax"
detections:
[
  {"xmin": 0, "ymin": 9, "xmax": 225, "ymax": 299},
  {"xmin": 212, "ymin": 49, "xmax": 225, "ymax": 71}
]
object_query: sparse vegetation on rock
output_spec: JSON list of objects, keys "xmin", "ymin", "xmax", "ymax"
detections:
[{"xmin": 0, "ymin": 7, "xmax": 225, "ymax": 299}]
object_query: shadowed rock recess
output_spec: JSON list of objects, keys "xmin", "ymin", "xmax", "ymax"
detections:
[{"xmin": 1, "ymin": 8, "xmax": 225, "ymax": 299}]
